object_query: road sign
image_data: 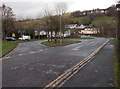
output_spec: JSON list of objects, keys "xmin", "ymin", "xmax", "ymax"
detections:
[{"xmin": 12, "ymin": 33, "xmax": 16, "ymax": 37}]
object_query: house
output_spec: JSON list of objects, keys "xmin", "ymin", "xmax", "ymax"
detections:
[
  {"xmin": 34, "ymin": 29, "xmax": 71, "ymax": 38},
  {"xmin": 48, "ymin": 29, "xmax": 71, "ymax": 37},
  {"xmin": 34, "ymin": 30, "xmax": 47, "ymax": 36},
  {"xmin": 75, "ymin": 24, "xmax": 86, "ymax": 29},
  {"xmin": 65, "ymin": 24, "xmax": 86, "ymax": 30},
  {"xmin": 79, "ymin": 8, "xmax": 108, "ymax": 16},
  {"xmin": 39, "ymin": 30, "xmax": 46, "ymax": 35},
  {"xmin": 80, "ymin": 27, "xmax": 99, "ymax": 35},
  {"xmin": 65, "ymin": 24, "xmax": 77, "ymax": 29}
]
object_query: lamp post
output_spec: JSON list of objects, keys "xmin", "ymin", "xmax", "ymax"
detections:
[{"xmin": 60, "ymin": 14, "xmax": 62, "ymax": 45}]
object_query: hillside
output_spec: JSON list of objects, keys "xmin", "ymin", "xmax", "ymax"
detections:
[
  {"xmin": 70, "ymin": 16, "xmax": 91, "ymax": 25},
  {"xmin": 90, "ymin": 16, "xmax": 117, "ymax": 27},
  {"xmin": 70, "ymin": 16, "xmax": 117, "ymax": 27}
]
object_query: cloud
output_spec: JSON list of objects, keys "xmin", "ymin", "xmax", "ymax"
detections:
[{"xmin": 2, "ymin": 0, "xmax": 116, "ymax": 19}]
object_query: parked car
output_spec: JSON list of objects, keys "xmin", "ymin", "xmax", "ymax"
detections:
[
  {"xmin": 19, "ymin": 35, "xmax": 31, "ymax": 40},
  {"xmin": 6, "ymin": 37, "xmax": 16, "ymax": 41}
]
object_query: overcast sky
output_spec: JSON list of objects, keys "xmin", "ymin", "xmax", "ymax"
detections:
[{"xmin": 2, "ymin": 0, "xmax": 117, "ymax": 20}]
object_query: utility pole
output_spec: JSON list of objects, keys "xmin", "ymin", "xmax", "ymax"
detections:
[{"xmin": 60, "ymin": 14, "xmax": 62, "ymax": 44}]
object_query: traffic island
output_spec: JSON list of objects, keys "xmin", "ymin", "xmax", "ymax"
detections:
[{"xmin": 41, "ymin": 40, "xmax": 81, "ymax": 47}]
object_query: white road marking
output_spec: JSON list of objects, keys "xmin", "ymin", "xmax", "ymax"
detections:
[
  {"xmin": 72, "ymin": 49, "xmax": 79, "ymax": 51},
  {"xmin": 90, "ymin": 41, "xmax": 94, "ymax": 43},
  {"xmin": 18, "ymin": 54, "xmax": 23, "ymax": 56},
  {"xmin": 72, "ymin": 45, "xmax": 84, "ymax": 51},
  {"xmin": 29, "ymin": 51, "xmax": 36, "ymax": 54},
  {"xmin": 11, "ymin": 67, "xmax": 19, "ymax": 70},
  {"xmin": 39, "ymin": 50, "xmax": 43, "ymax": 51}
]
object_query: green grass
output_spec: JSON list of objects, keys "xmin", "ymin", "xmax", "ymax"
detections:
[
  {"xmin": 1, "ymin": 39, "xmax": 38, "ymax": 56},
  {"xmin": 114, "ymin": 39, "xmax": 120, "ymax": 89},
  {"xmin": 71, "ymin": 16, "xmax": 89, "ymax": 24},
  {"xmin": 71, "ymin": 16, "xmax": 117, "ymax": 27},
  {"xmin": 41, "ymin": 40, "xmax": 79, "ymax": 46},
  {"xmin": 2, "ymin": 41, "xmax": 21, "ymax": 55},
  {"xmin": 90, "ymin": 16, "xmax": 117, "ymax": 26}
]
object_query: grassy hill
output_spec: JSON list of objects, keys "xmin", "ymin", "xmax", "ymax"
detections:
[
  {"xmin": 70, "ymin": 16, "xmax": 117, "ymax": 26},
  {"xmin": 70, "ymin": 17, "xmax": 86, "ymax": 24},
  {"xmin": 70, "ymin": 16, "xmax": 91, "ymax": 25},
  {"xmin": 90, "ymin": 16, "xmax": 117, "ymax": 27}
]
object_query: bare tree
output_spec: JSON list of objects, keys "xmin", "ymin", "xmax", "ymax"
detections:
[
  {"xmin": 107, "ymin": 5, "xmax": 117, "ymax": 17},
  {"xmin": 2, "ymin": 4, "xmax": 16, "ymax": 39},
  {"xmin": 43, "ymin": 4, "xmax": 53, "ymax": 42},
  {"xmin": 49, "ymin": 15, "xmax": 60, "ymax": 42},
  {"xmin": 54, "ymin": 2, "xmax": 68, "ymax": 44},
  {"xmin": 42, "ymin": 2, "xmax": 68, "ymax": 43}
]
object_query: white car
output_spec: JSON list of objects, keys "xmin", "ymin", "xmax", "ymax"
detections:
[{"xmin": 19, "ymin": 35, "xmax": 31, "ymax": 40}]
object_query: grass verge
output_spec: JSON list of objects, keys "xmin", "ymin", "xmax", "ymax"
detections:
[
  {"xmin": 1, "ymin": 39, "xmax": 38, "ymax": 56},
  {"xmin": 114, "ymin": 39, "xmax": 120, "ymax": 89},
  {"xmin": 41, "ymin": 40, "xmax": 80, "ymax": 47}
]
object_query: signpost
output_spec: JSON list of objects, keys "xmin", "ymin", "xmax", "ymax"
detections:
[{"xmin": 12, "ymin": 33, "xmax": 16, "ymax": 38}]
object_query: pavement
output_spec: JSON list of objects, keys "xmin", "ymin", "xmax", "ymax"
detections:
[
  {"xmin": 62, "ymin": 40, "xmax": 114, "ymax": 87},
  {"xmin": 2, "ymin": 37, "xmax": 111, "ymax": 87}
]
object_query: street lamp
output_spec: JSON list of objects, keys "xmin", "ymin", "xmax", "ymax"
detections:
[{"xmin": 60, "ymin": 14, "xmax": 62, "ymax": 45}]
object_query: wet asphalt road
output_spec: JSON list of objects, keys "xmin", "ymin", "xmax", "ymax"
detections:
[
  {"xmin": 62, "ymin": 40, "xmax": 114, "ymax": 87},
  {"xmin": 2, "ymin": 37, "xmax": 110, "ymax": 87}
]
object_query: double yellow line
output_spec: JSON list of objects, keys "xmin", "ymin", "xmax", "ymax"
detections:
[{"xmin": 43, "ymin": 39, "xmax": 110, "ymax": 89}]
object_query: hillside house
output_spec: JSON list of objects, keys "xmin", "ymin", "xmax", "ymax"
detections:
[{"xmin": 80, "ymin": 27, "xmax": 99, "ymax": 35}]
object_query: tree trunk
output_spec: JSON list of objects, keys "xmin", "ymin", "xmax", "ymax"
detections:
[
  {"xmin": 47, "ymin": 30, "xmax": 50, "ymax": 42},
  {"xmin": 54, "ymin": 30, "xmax": 57, "ymax": 43},
  {"xmin": 50, "ymin": 31, "xmax": 52, "ymax": 42},
  {"xmin": 39, "ymin": 31, "xmax": 41, "ymax": 39},
  {"xmin": 62, "ymin": 30, "xmax": 65, "ymax": 39}
]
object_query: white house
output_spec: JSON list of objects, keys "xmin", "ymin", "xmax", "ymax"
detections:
[
  {"xmin": 39, "ymin": 30, "xmax": 47, "ymax": 35},
  {"xmin": 80, "ymin": 27, "xmax": 99, "ymax": 35},
  {"xmin": 34, "ymin": 29, "xmax": 71, "ymax": 38},
  {"xmin": 66, "ymin": 24, "xmax": 77, "ymax": 29},
  {"xmin": 75, "ymin": 24, "xmax": 86, "ymax": 29}
]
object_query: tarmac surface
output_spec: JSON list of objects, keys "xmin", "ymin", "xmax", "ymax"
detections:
[
  {"xmin": 2, "ymin": 37, "xmax": 113, "ymax": 87},
  {"xmin": 62, "ymin": 40, "xmax": 114, "ymax": 87}
]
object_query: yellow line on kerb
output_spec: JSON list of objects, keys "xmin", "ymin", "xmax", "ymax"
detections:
[{"xmin": 43, "ymin": 39, "xmax": 110, "ymax": 89}]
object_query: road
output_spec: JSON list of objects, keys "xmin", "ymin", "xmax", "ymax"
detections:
[
  {"xmin": 62, "ymin": 40, "xmax": 114, "ymax": 87},
  {"xmin": 2, "ymin": 37, "xmax": 110, "ymax": 87}
]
